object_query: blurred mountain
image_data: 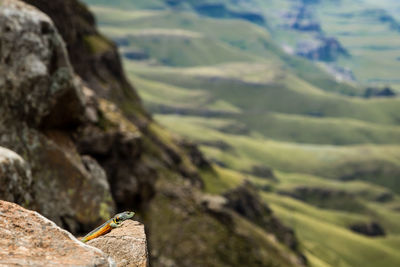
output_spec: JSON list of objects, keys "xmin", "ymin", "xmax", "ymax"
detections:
[
  {"xmin": 84, "ymin": 0, "xmax": 400, "ymax": 91},
  {"xmin": 81, "ymin": 0, "xmax": 400, "ymax": 266}
]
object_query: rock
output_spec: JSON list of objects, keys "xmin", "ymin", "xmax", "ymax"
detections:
[
  {"xmin": 0, "ymin": 0, "xmax": 85, "ymax": 128},
  {"xmin": 374, "ymin": 191, "xmax": 394, "ymax": 203},
  {"xmin": 113, "ymin": 37, "xmax": 130, "ymax": 47},
  {"xmin": 87, "ymin": 220, "xmax": 148, "ymax": 267},
  {"xmin": 248, "ymin": 165, "xmax": 277, "ymax": 181},
  {"xmin": 0, "ymin": 200, "xmax": 114, "ymax": 267},
  {"xmin": 123, "ymin": 49, "xmax": 149, "ymax": 61},
  {"xmin": 0, "ymin": 0, "xmax": 115, "ymax": 231},
  {"xmin": 223, "ymin": 181, "xmax": 273, "ymax": 222},
  {"xmin": 223, "ymin": 182, "xmax": 304, "ymax": 259},
  {"xmin": 22, "ymin": 0, "xmax": 148, "ymax": 121},
  {"xmin": 322, "ymin": 64, "xmax": 356, "ymax": 83},
  {"xmin": 179, "ymin": 140, "xmax": 212, "ymax": 170},
  {"xmin": 219, "ymin": 123, "xmax": 250, "ymax": 135},
  {"xmin": 77, "ymin": 99, "xmax": 155, "ymax": 212},
  {"xmin": 198, "ymin": 140, "xmax": 233, "ymax": 152},
  {"xmin": 296, "ymin": 36, "xmax": 349, "ymax": 62},
  {"xmin": 373, "ymin": 8, "xmax": 400, "ymax": 32},
  {"xmin": 193, "ymin": 3, "xmax": 266, "ymax": 25},
  {"xmin": 82, "ymin": 86, "xmax": 100, "ymax": 123},
  {"xmin": 0, "ymin": 147, "xmax": 33, "ymax": 206},
  {"xmin": 197, "ymin": 182, "xmax": 306, "ymax": 265},
  {"xmin": 284, "ymin": 5, "xmax": 321, "ymax": 32},
  {"xmin": 364, "ymin": 86, "xmax": 396, "ymax": 98},
  {"xmin": 349, "ymin": 222, "xmax": 386, "ymax": 237},
  {"xmin": 199, "ymin": 194, "xmax": 228, "ymax": 211},
  {"xmin": 278, "ymin": 186, "xmax": 366, "ymax": 213}
]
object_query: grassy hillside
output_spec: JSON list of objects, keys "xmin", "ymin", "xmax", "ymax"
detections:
[
  {"xmin": 83, "ymin": 1, "xmax": 400, "ymax": 266},
  {"xmin": 90, "ymin": 5, "xmax": 361, "ymax": 96},
  {"xmin": 85, "ymin": 0, "xmax": 400, "ymax": 88},
  {"xmin": 256, "ymin": 0, "xmax": 400, "ymax": 89},
  {"xmin": 266, "ymin": 193, "xmax": 400, "ymax": 267},
  {"xmin": 126, "ymin": 63, "xmax": 400, "ymax": 140},
  {"xmin": 153, "ymin": 114, "xmax": 400, "ymax": 192},
  {"xmin": 200, "ymin": 164, "xmax": 400, "ymax": 267}
]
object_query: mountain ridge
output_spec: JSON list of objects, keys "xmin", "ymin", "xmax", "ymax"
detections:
[{"xmin": 82, "ymin": 1, "xmax": 400, "ymax": 266}]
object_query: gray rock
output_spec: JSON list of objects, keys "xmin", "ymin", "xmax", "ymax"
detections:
[
  {"xmin": 0, "ymin": 147, "xmax": 33, "ymax": 206},
  {"xmin": 296, "ymin": 36, "xmax": 349, "ymax": 62},
  {"xmin": 0, "ymin": 0, "xmax": 85, "ymax": 128},
  {"xmin": 0, "ymin": 0, "xmax": 115, "ymax": 231}
]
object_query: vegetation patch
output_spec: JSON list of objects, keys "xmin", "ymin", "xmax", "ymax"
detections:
[{"xmin": 83, "ymin": 34, "xmax": 112, "ymax": 54}]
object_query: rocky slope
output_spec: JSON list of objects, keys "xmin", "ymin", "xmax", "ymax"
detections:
[{"xmin": 0, "ymin": 0, "xmax": 306, "ymax": 266}]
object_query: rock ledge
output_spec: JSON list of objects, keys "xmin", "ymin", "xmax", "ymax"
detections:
[
  {"xmin": 0, "ymin": 200, "xmax": 114, "ymax": 267},
  {"xmin": 87, "ymin": 220, "xmax": 149, "ymax": 267}
]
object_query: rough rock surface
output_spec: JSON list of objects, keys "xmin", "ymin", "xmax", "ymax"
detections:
[
  {"xmin": 0, "ymin": 0, "xmax": 115, "ymax": 231},
  {"xmin": 0, "ymin": 0, "xmax": 84, "ymax": 128},
  {"xmin": 0, "ymin": 147, "xmax": 33, "ymax": 205},
  {"xmin": 0, "ymin": 200, "xmax": 114, "ymax": 267},
  {"xmin": 87, "ymin": 220, "xmax": 148, "ymax": 267},
  {"xmin": 22, "ymin": 0, "xmax": 148, "ymax": 123}
]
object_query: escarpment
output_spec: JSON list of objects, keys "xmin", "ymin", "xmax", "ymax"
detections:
[{"xmin": 0, "ymin": 0, "xmax": 307, "ymax": 265}]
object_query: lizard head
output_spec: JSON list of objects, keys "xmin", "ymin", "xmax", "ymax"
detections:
[{"xmin": 113, "ymin": 211, "xmax": 135, "ymax": 224}]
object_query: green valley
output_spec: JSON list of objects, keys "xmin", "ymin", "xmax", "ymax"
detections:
[{"xmin": 83, "ymin": 0, "xmax": 400, "ymax": 266}]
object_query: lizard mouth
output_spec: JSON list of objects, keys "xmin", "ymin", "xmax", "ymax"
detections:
[{"xmin": 126, "ymin": 211, "xmax": 135, "ymax": 218}]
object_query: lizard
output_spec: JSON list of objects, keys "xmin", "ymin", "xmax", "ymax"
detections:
[{"xmin": 81, "ymin": 211, "xmax": 135, "ymax": 243}]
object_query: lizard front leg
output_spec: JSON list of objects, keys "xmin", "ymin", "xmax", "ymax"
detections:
[
  {"xmin": 110, "ymin": 221, "xmax": 121, "ymax": 228},
  {"xmin": 110, "ymin": 216, "xmax": 123, "ymax": 228}
]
